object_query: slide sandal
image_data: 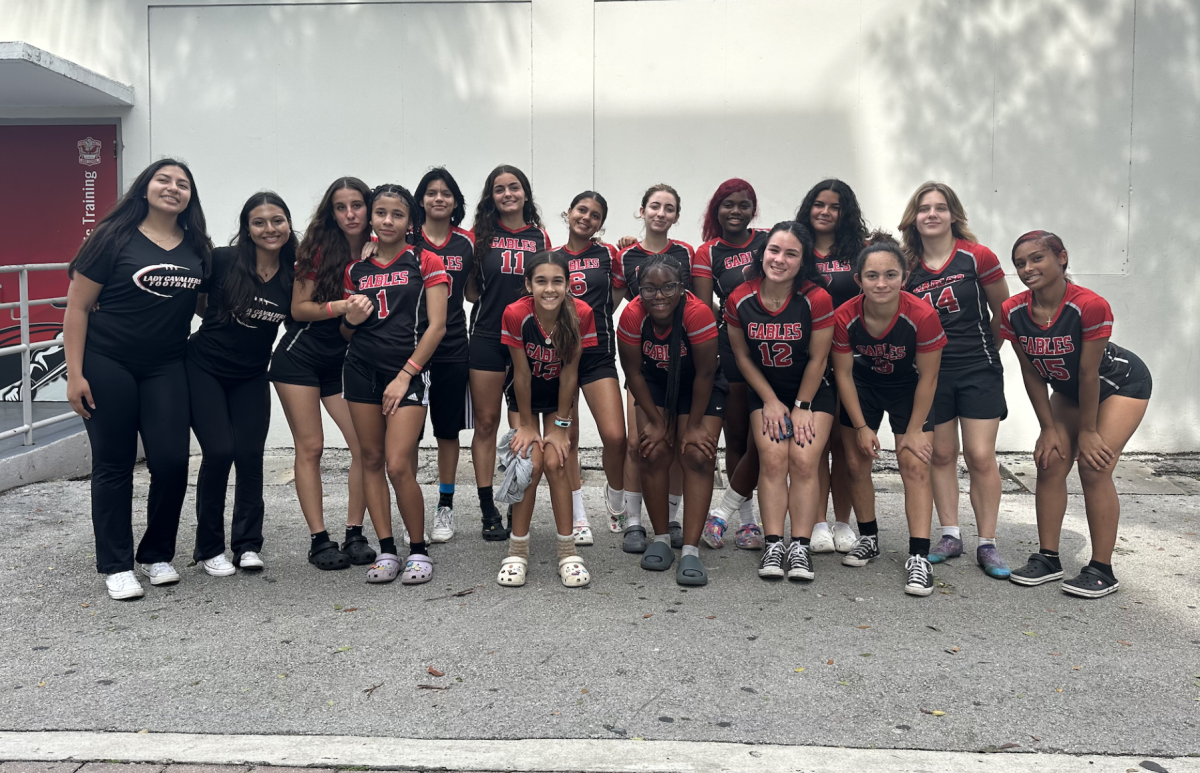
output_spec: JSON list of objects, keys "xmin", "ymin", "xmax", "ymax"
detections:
[
  {"xmin": 639, "ymin": 540, "xmax": 675, "ymax": 572},
  {"xmin": 676, "ymin": 554, "xmax": 708, "ymax": 586}
]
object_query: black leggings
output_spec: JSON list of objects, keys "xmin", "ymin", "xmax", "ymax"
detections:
[
  {"xmin": 83, "ymin": 351, "xmax": 190, "ymax": 574},
  {"xmin": 186, "ymin": 358, "xmax": 271, "ymax": 561}
]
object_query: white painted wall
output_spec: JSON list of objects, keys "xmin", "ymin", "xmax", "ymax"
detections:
[{"xmin": 2, "ymin": 0, "xmax": 1196, "ymax": 451}]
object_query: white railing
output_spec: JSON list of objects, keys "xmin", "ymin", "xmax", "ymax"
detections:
[{"xmin": 0, "ymin": 263, "xmax": 76, "ymax": 445}]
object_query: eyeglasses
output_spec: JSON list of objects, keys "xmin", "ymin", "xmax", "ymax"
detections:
[{"xmin": 639, "ymin": 282, "xmax": 681, "ymax": 299}]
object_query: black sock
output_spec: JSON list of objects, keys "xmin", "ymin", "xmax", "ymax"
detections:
[
  {"xmin": 794, "ymin": 536, "xmax": 810, "ymax": 546},
  {"xmin": 858, "ymin": 520, "xmax": 878, "ymax": 537},
  {"xmin": 478, "ymin": 486, "xmax": 497, "ymax": 516},
  {"xmin": 438, "ymin": 491, "xmax": 454, "ymax": 509},
  {"xmin": 345, "ymin": 525, "xmax": 363, "ymax": 541},
  {"xmin": 311, "ymin": 531, "xmax": 329, "ymax": 546},
  {"xmin": 765, "ymin": 534, "xmax": 782, "ymax": 544},
  {"xmin": 1087, "ymin": 559, "xmax": 1114, "ymax": 578},
  {"xmin": 410, "ymin": 541, "xmax": 428, "ymax": 556},
  {"xmin": 379, "ymin": 537, "xmax": 397, "ymax": 556},
  {"xmin": 909, "ymin": 537, "xmax": 931, "ymax": 557}
]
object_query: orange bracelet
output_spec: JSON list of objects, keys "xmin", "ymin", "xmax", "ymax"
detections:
[
  {"xmin": 326, "ymin": 302, "xmax": 335, "ymax": 318},
  {"xmin": 406, "ymin": 358, "xmax": 422, "ymax": 373}
]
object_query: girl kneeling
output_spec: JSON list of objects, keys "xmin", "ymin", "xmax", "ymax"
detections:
[{"xmin": 498, "ymin": 252, "xmax": 598, "ymax": 587}]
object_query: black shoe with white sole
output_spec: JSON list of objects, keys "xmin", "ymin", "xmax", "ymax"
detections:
[
  {"xmin": 758, "ymin": 541, "xmax": 786, "ymax": 578},
  {"xmin": 1061, "ymin": 565, "xmax": 1119, "ymax": 598},
  {"xmin": 841, "ymin": 535, "xmax": 879, "ymax": 567},
  {"xmin": 786, "ymin": 541, "xmax": 814, "ymax": 581},
  {"xmin": 1008, "ymin": 552, "xmax": 1064, "ymax": 586},
  {"xmin": 904, "ymin": 554, "xmax": 934, "ymax": 597}
]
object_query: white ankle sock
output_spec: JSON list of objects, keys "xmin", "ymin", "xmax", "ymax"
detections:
[
  {"xmin": 653, "ymin": 533, "xmax": 671, "ymax": 545},
  {"xmin": 942, "ymin": 526, "xmax": 961, "ymax": 540},
  {"xmin": 625, "ymin": 492, "xmax": 643, "ymax": 527},
  {"xmin": 681, "ymin": 545, "xmax": 699, "ymax": 558},
  {"xmin": 668, "ymin": 494, "xmax": 682, "ymax": 522},
  {"xmin": 978, "ymin": 537, "xmax": 996, "ymax": 547},
  {"xmin": 717, "ymin": 487, "xmax": 746, "ymax": 518},
  {"xmin": 738, "ymin": 497, "xmax": 756, "ymax": 527},
  {"xmin": 572, "ymin": 489, "xmax": 586, "ymax": 526},
  {"xmin": 607, "ymin": 485, "xmax": 625, "ymax": 511}
]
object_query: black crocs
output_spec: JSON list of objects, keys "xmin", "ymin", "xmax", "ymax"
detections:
[
  {"xmin": 1008, "ymin": 552, "xmax": 1064, "ymax": 586},
  {"xmin": 308, "ymin": 540, "xmax": 352, "ymax": 571},
  {"xmin": 340, "ymin": 534, "xmax": 377, "ymax": 566},
  {"xmin": 481, "ymin": 507, "xmax": 510, "ymax": 542},
  {"xmin": 1062, "ymin": 565, "xmax": 1119, "ymax": 599}
]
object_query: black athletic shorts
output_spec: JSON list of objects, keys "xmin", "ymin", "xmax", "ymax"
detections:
[
  {"xmin": 342, "ymin": 353, "xmax": 431, "ymax": 408},
  {"xmin": 503, "ymin": 372, "xmax": 562, "ymax": 417},
  {"xmin": 428, "ymin": 359, "xmax": 472, "ymax": 439},
  {"xmin": 1100, "ymin": 349, "xmax": 1153, "ymax": 402},
  {"xmin": 578, "ymin": 349, "xmax": 619, "ymax": 387},
  {"xmin": 749, "ymin": 378, "xmax": 836, "ymax": 416},
  {"xmin": 268, "ymin": 344, "xmax": 344, "ymax": 398},
  {"xmin": 640, "ymin": 371, "xmax": 730, "ymax": 419},
  {"xmin": 839, "ymin": 381, "xmax": 933, "ymax": 435},
  {"xmin": 717, "ymin": 327, "xmax": 746, "ymax": 384},
  {"xmin": 469, "ymin": 334, "xmax": 510, "ymax": 373},
  {"xmin": 932, "ymin": 364, "xmax": 1007, "ymax": 424}
]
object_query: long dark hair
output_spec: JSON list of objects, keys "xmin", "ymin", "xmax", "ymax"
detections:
[
  {"xmin": 413, "ymin": 167, "xmax": 466, "ymax": 230},
  {"xmin": 218, "ymin": 191, "xmax": 298, "ymax": 323},
  {"xmin": 746, "ymin": 220, "xmax": 823, "ymax": 291},
  {"xmin": 795, "ymin": 179, "xmax": 868, "ymax": 264},
  {"xmin": 295, "ymin": 177, "xmax": 371, "ymax": 304},
  {"xmin": 69, "ymin": 158, "xmax": 213, "ymax": 280},
  {"xmin": 468, "ymin": 165, "xmax": 542, "ymax": 287},
  {"xmin": 640, "ymin": 253, "xmax": 687, "ymax": 432},
  {"xmin": 523, "ymin": 251, "xmax": 581, "ymax": 365}
]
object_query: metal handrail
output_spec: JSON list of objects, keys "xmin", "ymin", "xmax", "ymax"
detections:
[{"xmin": 0, "ymin": 263, "xmax": 77, "ymax": 445}]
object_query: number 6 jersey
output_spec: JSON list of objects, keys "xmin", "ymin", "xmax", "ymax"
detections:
[
  {"xmin": 832, "ymin": 292, "xmax": 946, "ymax": 388},
  {"xmin": 905, "ymin": 239, "xmax": 1004, "ymax": 371},
  {"xmin": 343, "ymin": 247, "xmax": 449, "ymax": 372}
]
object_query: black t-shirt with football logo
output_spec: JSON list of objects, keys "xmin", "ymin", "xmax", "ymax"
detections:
[{"xmin": 79, "ymin": 229, "xmax": 206, "ymax": 366}]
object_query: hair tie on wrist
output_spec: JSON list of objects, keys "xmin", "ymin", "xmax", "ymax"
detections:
[
  {"xmin": 326, "ymin": 301, "xmax": 335, "ymax": 318},
  {"xmin": 406, "ymin": 358, "xmax": 422, "ymax": 373},
  {"xmin": 854, "ymin": 424, "xmax": 867, "ymax": 431}
]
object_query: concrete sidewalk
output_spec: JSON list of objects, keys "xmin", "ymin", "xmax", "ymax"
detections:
[{"xmin": 1, "ymin": 451, "xmax": 1198, "ymax": 765}]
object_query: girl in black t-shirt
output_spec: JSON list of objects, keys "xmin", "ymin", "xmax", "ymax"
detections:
[
  {"xmin": 464, "ymin": 165, "xmax": 551, "ymax": 540},
  {"xmin": 186, "ymin": 192, "xmax": 295, "ymax": 577},
  {"xmin": 65, "ymin": 159, "xmax": 213, "ymax": 601},
  {"xmin": 794, "ymin": 179, "xmax": 869, "ymax": 556},
  {"xmin": 268, "ymin": 177, "xmax": 373, "ymax": 572}
]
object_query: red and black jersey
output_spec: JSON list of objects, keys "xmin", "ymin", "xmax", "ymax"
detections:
[
  {"xmin": 501, "ymin": 296, "xmax": 597, "ymax": 406},
  {"xmin": 617, "ymin": 292, "xmax": 718, "ymax": 390},
  {"xmin": 833, "ymin": 292, "xmax": 946, "ymax": 388},
  {"xmin": 1000, "ymin": 284, "xmax": 1139, "ymax": 403},
  {"xmin": 469, "ymin": 222, "xmax": 552, "ymax": 339},
  {"xmin": 612, "ymin": 239, "xmax": 694, "ymax": 299},
  {"xmin": 814, "ymin": 248, "xmax": 859, "ymax": 309},
  {"xmin": 905, "ymin": 240, "xmax": 1005, "ymax": 371},
  {"xmin": 691, "ymin": 230, "xmax": 769, "ymax": 322},
  {"xmin": 556, "ymin": 241, "xmax": 619, "ymax": 356},
  {"xmin": 344, "ymin": 247, "xmax": 449, "ymax": 372},
  {"xmin": 415, "ymin": 226, "xmax": 474, "ymax": 363},
  {"xmin": 726, "ymin": 277, "xmax": 835, "ymax": 399}
]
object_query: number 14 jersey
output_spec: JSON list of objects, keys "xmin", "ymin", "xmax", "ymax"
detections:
[{"xmin": 905, "ymin": 239, "xmax": 1004, "ymax": 371}]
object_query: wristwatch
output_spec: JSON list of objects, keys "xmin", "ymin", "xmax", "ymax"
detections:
[{"xmin": 794, "ymin": 400, "xmax": 812, "ymax": 410}]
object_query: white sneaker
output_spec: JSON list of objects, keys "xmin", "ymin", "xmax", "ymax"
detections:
[
  {"xmin": 402, "ymin": 528, "xmax": 431, "ymax": 546},
  {"xmin": 106, "ymin": 570, "xmax": 145, "ymax": 600},
  {"xmin": 832, "ymin": 522, "xmax": 858, "ymax": 553},
  {"xmin": 201, "ymin": 554, "xmax": 237, "ymax": 577},
  {"xmin": 138, "ymin": 562, "xmax": 180, "ymax": 586},
  {"xmin": 431, "ymin": 506, "xmax": 455, "ymax": 543},
  {"xmin": 238, "ymin": 551, "xmax": 265, "ymax": 570},
  {"xmin": 809, "ymin": 523, "xmax": 835, "ymax": 553}
]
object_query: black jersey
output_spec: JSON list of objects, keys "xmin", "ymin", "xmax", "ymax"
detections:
[
  {"xmin": 415, "ymin": 226, "xmax": 474, "ymax": 363},
  {"xmin": 469, "ymin": 222, "xmax": 552, "ymax": 339},
  {"xmin": 725, "ymin": 277, "xmax": 835, "ymax": 398},
  {"xmin": 501, "ymin": 295, "xmax": 597, "ymax": 409},
  {"xmin": 276, "ymin": 248, "xmax": 350, "ymax": 368},
  {"xmin": 1000, "ymin": 284, "xmax": 1143, "ymax": 403},
  {"xmin": 832, "ymin": 292, "xmax": 947, "ymax": 388},
  {"xmin": 557, "ymin": 241, "xmax": 618, "ymax": 356},
  {"xmin": 617, "ymin": 292, "xmax": 718, "ymax": 390},
  {"xmin": 906, "ymin": 239, "xmax": 1005, "ymax": 371},
  {"xmin": 691, "ymin": 230, "xmax": 769, "ymax": 323},
  {"xmin": 612, "ymin": 239, "xmax": 694, "ymax": 299},
  {"xmin": 78, "ymin": 230, "xmax": 205, "ymax": 366},
  {"xmin": 343, "ymin": 247, "xmax": 449, "ymax": 372},
  {"xmin": 187, "ymin": 247, "xmax": 291, "ymax": 379},
  {"xmin": 814, "ymin": 248, "xmax": 859, "ymax": 308}
]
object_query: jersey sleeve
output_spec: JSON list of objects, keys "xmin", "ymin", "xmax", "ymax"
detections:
[
  {"xmin": 915, "ymin": 306, "xmax": 948, "ymax": 352},
  {"xmin": 419, "ymin": 249, "xmax": 450, "ymax": 288},
  {"xmin": 683, "ymin": 294, "xmax": 718, "ymax": 344},
  {"xmin": 500, "ymin": 303, "xmax": 524, "ymax": 349},
  {"xmin": 998, "ymin": 297, "xmax": 1019, "ymax": 343},
  {"xmin": 540, "ymin": 227, "xmax": 553, "ymax": 252},
  {"xmin": 1079, "ymin": 293, "xmax": 1115, "ymax": 341},
  {"xmin": 974, "ymin": 244, "xmax": 1005, "ymax": 286},
  {"xmin": 691, "ymin": 241, "xmax": 713, "ymax": 280},
  {"xmin": 342, "ymin": 263, "xmax": 357, "ymax": 300},
  {"xmin": 724, "ymin": 283, "xmax": 751, "ymax": 328},
  {"xmin": 611, "ymin": 247, "xmax": 627, "ymax": 289},
  {"xmin": 832, "ymin": 303, "xmax": 855, "ymax": 353},
  {"xmin": 617, "ymin": 299, "xmax": 646, "ymax": 347},
  {"xmin": 807, "ymin": 283, "xmax": 836, "ymax": 330},
  {"xmin": 576, "ymin": 299, "xmax": 598, "ymax": 349}
]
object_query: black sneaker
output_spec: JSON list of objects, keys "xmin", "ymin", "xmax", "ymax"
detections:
[
  {"xmin": 1008, "ymin": 552, "xmax": 1064, "ymax": 586},
  {"xmin": 904, "ymin": 554, "xmax": 934, "ymax": 596},
  {"xmin": 1062, "ymin": 565, "xmax": 1119, "ymax": 598},
  {"xmin": 786, "ymin": 542, "xmax": 814, "ymax": 581},
  {"xmin": 480, "ymin": 506, "xmax": 510, "ymax": 542},
  {"xmin": 757, "ymin": 541, "xmax": 786, "ymax": 578},
  {"xmin": 841, "ymin": 535, "xmax": 879, "ymax": 567}
]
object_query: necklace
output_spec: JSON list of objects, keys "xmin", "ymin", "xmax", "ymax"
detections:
[
  {"xmin": 760, "ymin": 291, "xmax": 789, "ymax": 310},
  {"xmin": 1032, "ymin": 296, "xmax": 1057, "ymax": 325},
  {"xmin": 139, "ymin": 225, "xmax": 180, "ymax": 247}
]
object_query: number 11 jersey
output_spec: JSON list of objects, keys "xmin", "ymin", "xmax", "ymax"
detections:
[{"xmin": 469, "ymin": 222, "xmax": 552, "ymax": 340}]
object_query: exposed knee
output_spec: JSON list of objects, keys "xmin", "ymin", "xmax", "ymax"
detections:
[
  {"xmin": 358, "ymin": 446, "xmax": 386, "ymax": 474},
  {"xmin": 898, "ymin": 453, "xmax": 929, "ymax": 484},
  {"xmin": 601, "ymin": 427, "xmax": 627, "ymax": 457},
  {"xmin": 788, "ymin": 448, "xmax": 819, "ymax": 479},
  {"xmin": 682, "ymin": 445, "xmax": 713, "ymax": 475},
  {"xmin": 1078, "ymin": 463, "xmax": 1114, "ymax": 487},
  {"xmin": 930, "ymin": 444, "xmax": 958, "ymax": 468},
  {"xmin": 962, "ymin": 447, "xmax": 998, "ymax": 476},
  {"xmin": 473, "ymin": 412, "xmax": 501, "ymax": 438},
  {"xmin": 529, "ymin": 455, "xmax": 545, "ymax": 482},
  {"xmin": 758, "ymin": 444, "xmax": 789, "ymax": 479},
  {"xmin": 725, "ymin": 431, "xmax": 749, "ymax": 458},
  {"xmin": 643, "ymin": 443, "xmax": 673, "ymax": 470},
  {"xmin": 295, "ymin": 439, "xmax": 324, "ymax": 466}
]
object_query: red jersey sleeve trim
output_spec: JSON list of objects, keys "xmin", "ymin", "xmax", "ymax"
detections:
[
  {"xmin": 500, "ymin": 301, "xmax": 526, "ymax": 349},
  {"xmin": 540, "ymin": 227, "xmax": 553, "ymax": 252},
  {"xmin": 806, "ymin": 283, "xmax": 836, "ymax": 329},
  {"xmin": 998, "ymin": 295, "xmax": 1021, "ymax": 342},
  {"xmin": 617, "ymin": 299, "xmax": 647, "ymax": 346},
  {"xmin": 691, "ymin": 241, "xmax": 714, "ymax": 279},
  {"xmin": 683, "ymin": 294, "xmax": 718, "ymax": 343},
  {"xmin": 725, "ymin": 282, "xmax": 754, "ymax": 328},
  {"xmin": 1078, "ymin": 291, "xmax": 1115, "ymax": 341},
  {"xmin": 420, "ymin": 250, "xmax": 450, "ymax": 288},
  {"xmin": 342, "ymin": 262, "xmax": 357, "ymax": 300},
  {"xmin": 913, "ymin": 306, "xmax": 948, "ymax": 352},
  {"xmin": 576, "ymin": 300, "xmax": 599, "ymax": 349},
  {"xmin": 831, "ymin": 300, "xmax": 859, "ymax": 353},
  {"xmin": 611, "ymin": 245, "xmax": 629, "ymax": 289},
  {"xmin": 453, "ymin": 226, "xmax": 476, "ymax": 248}
]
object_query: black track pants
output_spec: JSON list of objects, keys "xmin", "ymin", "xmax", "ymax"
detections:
[
  {"xmin": 83, "ymin": 351, "xmax": 190, "ymax": 574},
  {"xmin": 186, "ymin": 357, "xmax": 270, "ymax": 561}
]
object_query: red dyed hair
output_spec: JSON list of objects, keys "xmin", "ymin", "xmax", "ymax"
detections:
[{"xmin": 701, "ymin": 178, "xmax": 757, "ymax": 242}]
